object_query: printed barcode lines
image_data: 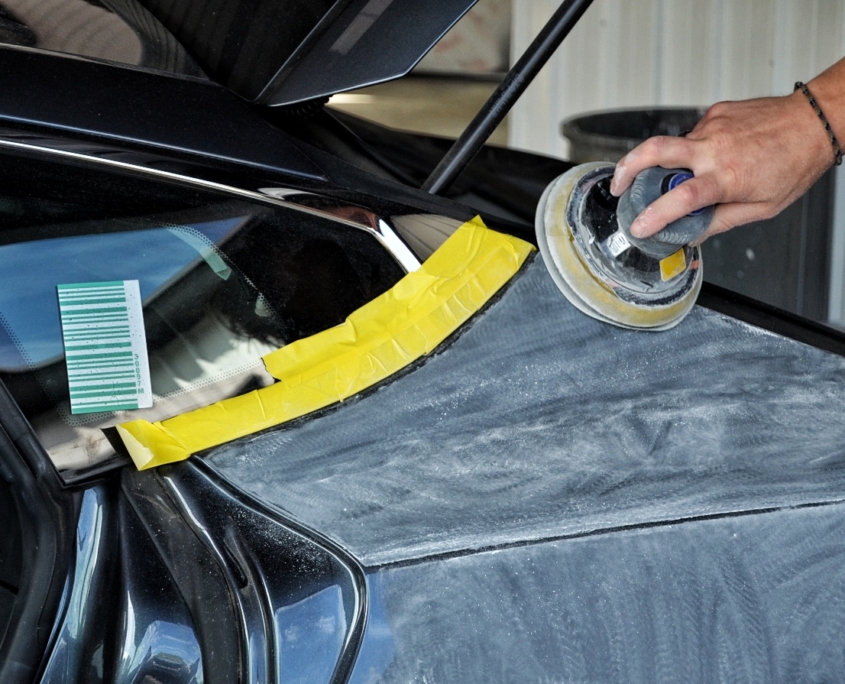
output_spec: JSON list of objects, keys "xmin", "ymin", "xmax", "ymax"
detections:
[{"xmin": 57, "ymin": 281, "xmax": 153, "ymax": 414}]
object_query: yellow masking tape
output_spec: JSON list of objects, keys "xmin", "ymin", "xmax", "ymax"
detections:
[{"xmin": 118, "ymin": 218, "xmax": 534, "ymax": 469}]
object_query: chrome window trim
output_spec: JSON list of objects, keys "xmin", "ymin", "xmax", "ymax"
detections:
[
  {"xmin": 257, "ymin": 187, "xmax": 421, "ymax": 272},
  {"xmin": 0, "ymin": 131, "xmax": 422, "ymax": 272}
]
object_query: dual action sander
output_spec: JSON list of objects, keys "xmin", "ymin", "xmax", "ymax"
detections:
[{"xmin": 536, "ymin": 162, "xmax": 714, "ymax": 331}]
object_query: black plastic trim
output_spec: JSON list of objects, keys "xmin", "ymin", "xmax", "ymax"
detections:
[{"xmin": 0, "ymin": 45, "xmax": 325, "ymax": 180}]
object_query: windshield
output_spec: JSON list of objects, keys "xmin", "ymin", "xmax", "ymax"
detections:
[
  {"xmin": 0, "ymin": 151, "xmax": 404, "ymax": 473},
  {"xmin": 1, "ymin": 219, "xmax": 247, "ymax": 368}
]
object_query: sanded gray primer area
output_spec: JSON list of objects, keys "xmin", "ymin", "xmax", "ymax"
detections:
[
  {"xmin": 207, "ymin": 257, "xmax": 845, "ymax": 566},
  {"xmin": 349, "ymin": 503, "xmax": 845, "ymax": 683}
]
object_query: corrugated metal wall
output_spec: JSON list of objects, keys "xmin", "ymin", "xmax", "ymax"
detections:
[
  {"xmin": 509, "ymin": 0, "xmax": 845, "ymax": 324},
  {"xmin": 510, "ymin": 0, "xmax": 845, "ymax": 157}
]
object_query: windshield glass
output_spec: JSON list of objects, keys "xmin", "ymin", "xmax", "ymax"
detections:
[
  {"xmin": 1, "ymin": 219, "xmax": 247, "ymax": 367},
  {"xmin": 0, "ymin": 151, "xmax": 404, "ymax": 473}
]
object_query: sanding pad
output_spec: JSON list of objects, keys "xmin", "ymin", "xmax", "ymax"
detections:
[{"xmin": 535, "ymin": 162, "xmax": 703, "ymax": 331}]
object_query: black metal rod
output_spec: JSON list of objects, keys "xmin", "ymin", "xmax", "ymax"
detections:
[{"xmin": 422, "ymin": 0, "xmax": 595, "ymax": 195}]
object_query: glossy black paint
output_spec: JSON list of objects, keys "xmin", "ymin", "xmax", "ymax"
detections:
[
  {"xmin": 113, "ymin": 493, "xmax": 204, "ymax": 683},
  {"xmin": 0, "ymin": 379, "xmax": 78, "ymax": 684},
  {"xmin": 331, "ymin": 109, "xmax": 574, "ymax": 230},
  {"xmin": 37, "ymin": 485, "xmax": 201, "ymax": 683},
  {"xmin": 262, "ymin": 0, "xmax": 477, "ymax": 106},
  {"xmin": 0, "ymin": 41, "xmax": 544, "ymax": 247},
  {"xmin": 121, "ymin": 470, "xmax": 241, "ymax": 684},
  {"xmin": 0, "ymin": 48, "xmax": 509, "ymax": 243},
  {"xmin": 150, "ymin": 460, "xmax": 367, "ymax": 684},
  {"xmin": 28, "ymin": 457, "xmax": 365, "ymax": 684},
  {"xmin": 137, "ymin": 0, "xmax": 477, "ymax": 106},
  {"xmin": 0, "ymin": 46, "xmax": 323, "ymax": 180},
  {"xmin": 0, "ymin": 0, "xmax": 205, "ymax": 77}
]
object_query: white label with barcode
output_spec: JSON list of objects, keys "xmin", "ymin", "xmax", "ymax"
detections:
[
  {"xmin": 57, "ymin": 280, "xmax": 152, "ymax": 414},
  {"xmin": 605, "ymin": 231, "xmax": 632, "ymax": 257}
]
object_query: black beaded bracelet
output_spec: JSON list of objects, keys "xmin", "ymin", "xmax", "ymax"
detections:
[{"xmin": 795, "ymin": 81, "xmax": 843, "ymax": 166}]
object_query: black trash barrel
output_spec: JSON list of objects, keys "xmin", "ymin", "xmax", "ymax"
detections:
[{"xmin": 561, "ymin": 107, "xmax": 706, "ymax": 163}]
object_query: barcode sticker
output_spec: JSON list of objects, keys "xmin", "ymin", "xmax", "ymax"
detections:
[
  {"xmin": 605, "ymin": 231, "xmax": 632, "ymax": 258},
  {"xmin": 57, "ymin": 280, "xmax": 152, "ymax": 414}
]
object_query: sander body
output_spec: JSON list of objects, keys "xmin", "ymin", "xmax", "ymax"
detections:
[{"xmin": 535, "ymin": 162, "xmax": 714, "ymax": 331}]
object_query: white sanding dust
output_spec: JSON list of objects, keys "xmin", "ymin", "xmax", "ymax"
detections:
[{"xmin": 209, "ymin": 258, "xmax": 845, "ymax": 566}]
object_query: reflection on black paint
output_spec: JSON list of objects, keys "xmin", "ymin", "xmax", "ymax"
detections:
[{"xmin": 219, "ymin": 218, "xmax": 400, "ymax": 342}]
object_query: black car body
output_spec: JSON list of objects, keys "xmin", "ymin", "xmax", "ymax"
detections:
[{"xmin": 2, "ymin": 1, "xmax": 845, "ymax": 683}]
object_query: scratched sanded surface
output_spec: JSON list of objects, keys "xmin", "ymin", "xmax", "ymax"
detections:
[
  {"xmin": 349, "ymin": 504, "xmax": 845, "ymax": 683},
  {"xmin": 208, "ymin": 256, "xmax": 845, "ymax": 566}
]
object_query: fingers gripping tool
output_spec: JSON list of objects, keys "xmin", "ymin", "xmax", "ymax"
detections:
[{"xmin": 535, "ymin": 163, "xmax": 715, "ymax": 330}]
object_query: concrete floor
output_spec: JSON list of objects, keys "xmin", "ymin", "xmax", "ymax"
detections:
[{"xmin": 327, "ymin": 76, "xmax": 508, "ymax": 145}]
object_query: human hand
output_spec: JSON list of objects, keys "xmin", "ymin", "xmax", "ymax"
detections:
[{"xmin": 608, "ymin": 87, "xmax": 837, "ymax": 244}]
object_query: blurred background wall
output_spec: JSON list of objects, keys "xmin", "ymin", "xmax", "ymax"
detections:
[
  {"xmin": 509, "ymin": 0, "xmax": 845, "ymax": 326},
  {"xmin": 509, "ymin": 0, "xmax": 845, "ymax": 158}
]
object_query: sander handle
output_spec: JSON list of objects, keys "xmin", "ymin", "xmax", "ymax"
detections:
[{"xmin": 616, "ymin": 167, "xmax": 714, "ymax": 260}]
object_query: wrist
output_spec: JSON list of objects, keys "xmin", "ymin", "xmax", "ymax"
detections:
[
  {"xmin": 794, "ymin": 83, "xmax": 843, "ymax": 166},
  {"xmin": 807, "ymin": 60, "xmax": 845, "ymax": 165}
]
